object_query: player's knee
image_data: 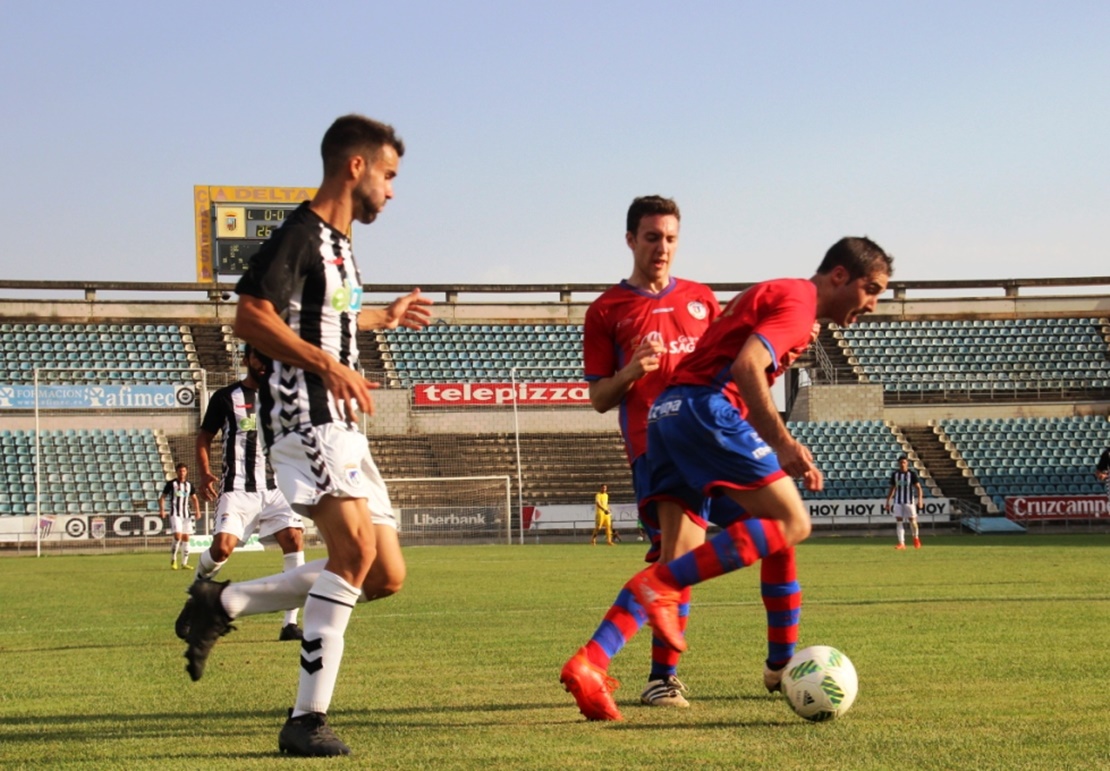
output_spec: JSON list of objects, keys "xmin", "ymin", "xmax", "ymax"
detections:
[{"xmin": 209, "ymin": 543, "xmax": 233, "ymax": 561}]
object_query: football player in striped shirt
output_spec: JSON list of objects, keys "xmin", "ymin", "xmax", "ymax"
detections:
[
  {"xmin": 886, "ymin": 455, "xmax": 924, "ymax": 549},
  {"xmin": 182, "ymin": 344, "xmax": 307, "ymax": 641},
  {"xmin": 177, "ymin": 115, "xmax": 431, "ymax": 758},
  {"xmin": 627, "ymin": 237, "xmax": 891, "ymax": 686},
  {"xmin": 159, "ymin": 463, "xmax": 200, "ymax": 570}
]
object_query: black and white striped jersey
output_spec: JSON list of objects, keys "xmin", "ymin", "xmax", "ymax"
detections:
[
  {"xmin": 235, "ymin": 202, "xmax": 363, "ymax": 446},
  {"xmin": 200, "ymin": 381, "xmax": 276, "ymax": 493},
  {"xmin": 161, "ymin": 480, "xmax": 195, "ymax": 517},
  {"xmin": 889, "ymin": 469, "xmax": 921, "ymax": 504}
]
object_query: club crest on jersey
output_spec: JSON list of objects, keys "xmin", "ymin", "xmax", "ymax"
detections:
[
  {"xmin": 345, "ymin": 465, "xmax": 363, "ymax": 486},
  {"xmin": 687, "ymin": 300, "xmax": 708, "ymax": 320},
  {"xmin": 331, "ymin": 279, "xmax": 363, "ymax": 313}
]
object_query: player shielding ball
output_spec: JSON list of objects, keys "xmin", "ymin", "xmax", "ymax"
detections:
[{"xmin": 629, "ymin": 237, "xmax": 892, "ymax": 665}]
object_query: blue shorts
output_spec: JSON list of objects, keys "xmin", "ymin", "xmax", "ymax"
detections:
[
  {"xmin": 645, "ymin": 385, "xmax": 787, "ymax": 514},
  {"xmin": 633, "ymin": 448, "xmax": 751, "ymax": 564}
]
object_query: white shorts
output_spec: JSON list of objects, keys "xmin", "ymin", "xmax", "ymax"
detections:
[
  {"xmin": 169, "ymin": 515, "xmax": 195, "ymax": 535},
  {"xmin": 891, "ymin": 503, "xmax": 918, "ymax": 520},
  {"xmin": 214, "ymin": 488, "xmax": 304, "ymax": 545},
  {"xmin": 268, "ymin": 423, "xmax": 396, "ymax": 528}
]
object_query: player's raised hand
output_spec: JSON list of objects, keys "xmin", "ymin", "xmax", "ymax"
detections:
[{"xmin": 383, "ymin": 288, "xmax": 433, "ymax": 330}]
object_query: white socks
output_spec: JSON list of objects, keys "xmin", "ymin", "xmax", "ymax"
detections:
[
  {"xmin": 896, "ymin": 521, "xmax": 905, "ymax": 545},
  {"xmin": 220, "ymin": 558, "xmax": 327, "ymax": 618},
  {"xmin": 293, "ymin": 570, "xmax": 361, "ymax": 716},
  {"xmin": 196, "ymin": 550, "xmax": 226, "ymax": 581},
  {"xmin": 282, "ymin": 551, "xmax": 305, "ymax": 626}
]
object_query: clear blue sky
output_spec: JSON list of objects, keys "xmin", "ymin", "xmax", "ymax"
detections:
[{"xmin": 2, "ymin": 1, "xmax": 1108, "ymax": 287}]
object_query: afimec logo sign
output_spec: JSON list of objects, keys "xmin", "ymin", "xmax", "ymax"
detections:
[{"xmin": 413, "ymin": 382, "xmax": 591, "ymax": 407}]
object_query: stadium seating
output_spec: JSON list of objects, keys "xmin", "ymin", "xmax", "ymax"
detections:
[
  {"xmin": 938, "ymin": 416, "xmax": 1110, "ymax": 511},
  {"xmin": 786, "ymin": 420, "xmax": 919, "ymax": 500},
  {"xmin": 378, "ymin": 323, "xmax": 584, "ymax": 386},
  {"xmin": 837, "ymin": 317, "xmax": 1110, "ymax": 397},
  {"xmin": 0, "ymin": 322, "xmax": 201, "ymax": 383},
  {"xmin": 0, "ymin": 428, "xmax": 169, "ymax": 515}
]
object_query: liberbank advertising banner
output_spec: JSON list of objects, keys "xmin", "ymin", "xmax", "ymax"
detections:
[
  {"xmin": 523, "ymin": 498, "xmax": 955, "ymax": 530},
  {"xmin": 412, "ymin": 382, "xmax": 591, "ymax": 407},
  {"xmin": 0, "ymin": 384, "xmax": 196, "ymax": 409}
]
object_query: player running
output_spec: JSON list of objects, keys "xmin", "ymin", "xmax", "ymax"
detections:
[
  {"xmin": 176, "ymin": 114, "xmax": 431, "ymax": 757},
  {"xmin": 628, "ymin": 237, "xmax": 892, "ymax": 669},
  {"xmin": 175, "ymin": 343, "xmax": 308, "ymax": 642}
]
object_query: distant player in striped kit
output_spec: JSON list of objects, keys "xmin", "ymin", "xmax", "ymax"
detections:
[
  {"xmin": 626, "ymin": 237, "xmax": 892, "ymax": 678},
  {"xmin": 886, "ymin": 455, "xmax": 924, "ymax": 550},
  {"xmin": 159, "ymin": 463, "xmax": 200, "ymax": 570},
  {"xmin": 182, "ymin": 343, "xmax": 307, "ymax": 642}
]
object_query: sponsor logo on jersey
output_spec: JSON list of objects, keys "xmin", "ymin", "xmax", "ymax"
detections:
[{"xmin": 331, "ymin": 279, "xmax": 363, "ymax": 312}]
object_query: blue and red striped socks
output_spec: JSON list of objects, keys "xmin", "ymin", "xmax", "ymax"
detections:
[
  {"xmin": 760, "ymin": 546, "xmax": 801, "ymax": 668},
  {"xmin": 657, "ymin": 518, "xmax": 788, "ymax": 589}
]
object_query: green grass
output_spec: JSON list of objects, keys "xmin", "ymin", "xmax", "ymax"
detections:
[{"xmin": 2, "ymin": 535, "xmax": 1109, "ymax": 769}]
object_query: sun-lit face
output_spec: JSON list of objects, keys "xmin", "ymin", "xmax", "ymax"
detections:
[
  {"xmin": 627, "ymin": 213, "xmax": 679, "ymax": 291},
  {"xmin": 352, "ymin": 145, "xmax": 400, "ymax": 225},
  {"xmin": 829, "ymin": 268, "xmax": 889, "ymax": 327}
]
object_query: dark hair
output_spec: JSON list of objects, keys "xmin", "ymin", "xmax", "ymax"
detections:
[
  {"xmin": 816, "ymin": 237, "xmax": 893, "ymax": 281},
  {"xmin": 626, "ymin": 195, "xmax": 680, "ymax": 235},
  {"xmin": 321, "ymin": 114, "xmax": 405, "ymax": 177},
  {"xmin": 898, "ymin": 455, "xmax": 908, "ymax": 462},
  {"xmin": 175, "ymin": 463, "xmax": 188, "ymax": 472}
]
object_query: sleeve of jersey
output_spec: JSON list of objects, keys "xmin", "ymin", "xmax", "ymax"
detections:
[
  {"xmin": 199, "ymin": 391, "xmax": 226, "ymax": 435},
  {"xmin": 161, "ymin": 482, "xmax": 173, "ymax": 497},
  {"xmin": 234, "ymin": 227, "xmax": 308, "ymax": 314},
  {"xmin": 750, "ymin": 284, "xmax": 815, "ymax": 367},
  {"xmin": 582, "ymin": 304, "xmax": 615, "ymax": 382}
]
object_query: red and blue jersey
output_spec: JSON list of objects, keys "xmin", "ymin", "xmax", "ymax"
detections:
[
  {"xmin": 583, "ymin": 277, "xmax": 720, "ymax": 463},
  {"xmin": 670, "ymin": 278, "xmax": 817, "ymax": 418}
]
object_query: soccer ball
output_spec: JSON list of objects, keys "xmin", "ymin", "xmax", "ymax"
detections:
[{"xmin": 780, "ymin": 645, "xmax": 858, "ymax": 722}]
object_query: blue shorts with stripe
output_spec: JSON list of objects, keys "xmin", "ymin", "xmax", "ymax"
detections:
[
  {"xmin": 645, "ymin": 384, "xmax": 786, "ymax": 514},
  {"xmin": 633, "ymin": 436, "xmax": 753, "ymax": 563}
]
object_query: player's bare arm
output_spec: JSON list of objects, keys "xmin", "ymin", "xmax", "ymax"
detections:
[
  {"xmin": 732, "ymin": 337, "xmax": 823, "ymax": 492},
  {"xmin": 195, "ymin": 429, "xmax": 220, "ymax": 502},
  {"xmin": 588, "ymin": 337, "xmax": 665, "ymax": 413},
  {"xmin": 235, "ymin": 294, "xmax": 377, "ymax": 417},
  {"xmin": 357, "ymin": 288, "xmax": 433, "ymax": 331}
]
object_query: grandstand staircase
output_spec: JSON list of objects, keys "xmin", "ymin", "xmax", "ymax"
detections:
[
  {"xmin": 902, "ymin": 426, "xmax": 979, "ymax": 504},
  {"xmin": 811, "ymin": 326, "xmax": 858, "ymax": 384},
  {"xmin": 191, "ymin": 324, "xmax": 233, "ymax": 376}
]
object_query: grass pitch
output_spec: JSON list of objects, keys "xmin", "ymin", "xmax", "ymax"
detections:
[{"xmin": 1, "ymin": 535, "xmax": 1108, "ymax": 769}]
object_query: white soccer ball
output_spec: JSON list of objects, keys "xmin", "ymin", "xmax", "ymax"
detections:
[{"xmin": 781, "ymin": 645, "xmax": 858, "ymax": 722}]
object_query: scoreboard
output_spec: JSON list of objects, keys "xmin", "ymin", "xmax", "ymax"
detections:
[
  {"xmin": 212, "ymin": 204, "xmax": 300, "ymax": 274},
  {"xmin": 194, "ymin": 185, "xmax": 316, "ymax": 282}
]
